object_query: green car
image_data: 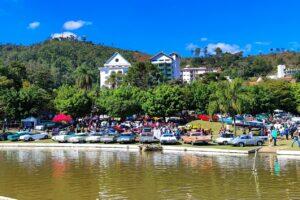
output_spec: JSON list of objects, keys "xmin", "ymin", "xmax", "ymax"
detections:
[{"xmin": 7, "ymin": 131, "xmax": 31, "ymax": 141}]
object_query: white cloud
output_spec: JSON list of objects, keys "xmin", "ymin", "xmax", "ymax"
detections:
[
  {"xmin": 63, "ymin": 20, "xmax": 92, "ymax": 30},
  {"xmin": 27, "ymin": 21, "xmax": 40, "ymax": 29},
  {"xmin": 255, "ymin": 41, "xmax": 271, "ymax": 45},
  {"xmin": 51, "ymin": 32, "xmax": 78, "ymax": 39},
  {"xmin": 206, "ymin": 43, "xmax": 252, "ymax": 54},
  {"xmin": 200, "ymin": 37, "xmax": 208, "ymax": 42},
  {"xmin": 185, "ymin": 43, "xmax": 198, "ymax": 51},
  {"xmin": 207, "ymin": 43, "xmax": 242, "ymax": 54}
]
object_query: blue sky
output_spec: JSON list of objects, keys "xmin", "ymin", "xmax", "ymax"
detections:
[{"xmin": 1, "ymin": 0, "xmax": 300, "ymax": 56}]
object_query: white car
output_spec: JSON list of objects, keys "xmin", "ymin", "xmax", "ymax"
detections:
[
  {"xmin": 19, "ymin": 133, "xmax": 49, "ymax": 142},
  {"xmin": 67, "ymin": 133, "xmax": 88, "ymax": 143},
  {"xmin": 85, "ymin": 133, "xmax": 104, "ymax": 143},
  {"xmin": 160, "ymin": 134, "xmax": 178, "ymax": 145},
  {"xmin": 52, "ymin": 132, "xmax": 75, "ymax": 143},
  {"xmin": 215, "ymin": 133, "xmax": 235, "ymax": 145}
]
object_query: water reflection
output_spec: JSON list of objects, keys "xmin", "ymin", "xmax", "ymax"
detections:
[{"xmin": 0, "ymin": 149, "xmax": 299, "ymax": 200}]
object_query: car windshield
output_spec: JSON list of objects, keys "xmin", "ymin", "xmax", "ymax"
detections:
[
  {"xmin": 191, "ymin": 133, "xmax": 202, "ymax": 136},
  {"xmin": 141, "ymin": 133, "xmax": 152, "ymax": 136},
  {"xmin": 163, "ymin": 134, "xmax": 173, "ymax": 137},
  {"xmin": 143, "ymin": 128, "xmax": 151, "ymax": 132},
  {"xmin": 222, "ymin": 134, "xmax": 233, "ymax": 138},
  {"xmin": 121, "ymin": 134, "xmax": 134, "ymax": 137}
]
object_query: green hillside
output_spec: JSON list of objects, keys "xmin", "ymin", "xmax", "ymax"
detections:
[
  {"xmin": 182, "ymin": 51, "xmax": 300, "ymax": 78},
  {"xmin": 0, "ymin": 39, "xmax": 149, "ymax": 89}
]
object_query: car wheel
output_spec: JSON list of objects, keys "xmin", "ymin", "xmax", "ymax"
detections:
[
  {"xmin": 223, "ymin": 141, "xmax": 228, "ymax": 145},
  {"xmin": 257, "ymin": 141, "xmax": 263, "ymax": 146},
  {"xmin": 239, "ymin": 142, "xmax": 245, "ymax": 147},
  {"xmin": 29, "ymin": 137, "xmax": 34, "ymax": 142}
]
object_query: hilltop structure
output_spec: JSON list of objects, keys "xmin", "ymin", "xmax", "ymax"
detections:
[
  {"xmin": 99, "ymin": 52, "xmax": 131, "ymax": 88},
  {"xmin": 150, "ymin": 52, "xmax": 181, "ymax": 80},
  {"xmin": 268, "ymin": 65, "xmax": 300, "ymax": 79}
]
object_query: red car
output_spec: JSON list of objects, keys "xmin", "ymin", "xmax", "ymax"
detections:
[{"xmin": 197, "ymin": 114, "xmax": 219, "ymax": 122}]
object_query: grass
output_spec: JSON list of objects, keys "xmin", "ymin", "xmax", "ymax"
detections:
[
  {"xmin": 261, "ymin": 138, "xmax": 300, "ymax": 151},
  {"xmin": 187, "ymin": 120, "xmax": 245, "ymax": 135}
]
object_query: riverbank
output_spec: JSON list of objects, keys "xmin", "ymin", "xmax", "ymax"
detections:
[
  {"xmin": 0, "ymin": 142, "xmax": 258, "ymax": 155},
  {"xmin": 1, "ymin": 142, "xmax": 300, "ymax": 156}
]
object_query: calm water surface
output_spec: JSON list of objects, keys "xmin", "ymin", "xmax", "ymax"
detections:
[{"xmin": 0, "ymin": 149, "xmax": 299, "ymax": 200}]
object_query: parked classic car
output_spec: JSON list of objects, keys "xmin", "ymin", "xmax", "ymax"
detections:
[
  {"xmin": 67, "ymin": 133, "xmax": 88, "ymax": 143},
  {"xmin": 0, "ymin": 132, "xmax": 15, "ymax": 141},
  {"xmin": 19, "ymin": 132, "xmax": 49, "ymax": 141},
  {"xmin": 139, "ymin": 132, "xmax": 159, "ymax": 144},
  {"xmin": 160, "ymin": 134, "xmax": 178, "ymax": 145},
  {"xmin": 7, "ymin": 131, "xmax": 31, "ymax": 141},
  {"xmin": 215, "ymin": 133, "xmax": 235, "ymax": 145},
  {"xmin": 231, "ymin": 135, "xmax": 264, "ymax": 147},
  {"xmin": 182, "ymin": 132, "xmax": 212, "ymax": 145},
  {"xmin": 85, "ymin": 132, "xmax": 104, "ymax": 143},
  {"xmin": 100, "ymin": 134, "xmax": 119, "ymax": 143},
  {"xmin": 52, "ymin": 131, "xmax": 75, "ymax": 143},
  {"xmin": 117, "ymin": 133, "xmax": 137, "ymax": 144}
]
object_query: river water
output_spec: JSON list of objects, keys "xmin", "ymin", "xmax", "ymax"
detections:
[{"xmin": 0, "ymin": 149, "xmax": 299, "ymax": 200}]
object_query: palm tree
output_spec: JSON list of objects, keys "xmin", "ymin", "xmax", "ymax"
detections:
[
  {"xmin": 105, "ymin": 71, "xmax": 124, "ymax": 89},
  {"xmin": 208, "ymin": 78, "xmax": 249, "ymax": 135},
  {"xmin": 74, "ymin": 64, "xmax": 94, "ymax": 90}
]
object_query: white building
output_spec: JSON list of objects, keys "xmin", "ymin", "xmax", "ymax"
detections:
[
  {"xmin": 268, "ymin": 65, "xmax": 300, "ymax": 79},
  {"xmin": 150, "ymin": 52, "xmax": 181, "ymax": 80},
  {"xmin": 99, "ymin": 52, "xmax": 131, "ymax": 88},
  {"xmin": 277, "ymin": 65, "xmax": 286, "ymax": 78},
  {"xmin": 182, "ymin": 66, "xmax": 218, "ymax": 83}
]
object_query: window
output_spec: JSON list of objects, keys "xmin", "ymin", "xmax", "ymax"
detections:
[{"xmin": 115, "ymin": 58, "xmax": 119, "ymax": 62}]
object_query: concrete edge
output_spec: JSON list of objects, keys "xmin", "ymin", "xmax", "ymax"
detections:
[
  {"xmin": 0, "ymin": 143, "xmax": 255, "ymax": 155},
  {"xmin": 277, "ymin": 150, "xmax": 300, "ymax": 155}
]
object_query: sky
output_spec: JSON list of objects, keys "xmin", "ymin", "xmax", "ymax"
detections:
[{"xmin": 1, "ymin": 0, "xmax": 300, "ymax": 56}]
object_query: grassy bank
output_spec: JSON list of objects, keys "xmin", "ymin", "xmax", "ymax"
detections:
[{"xmin": 187, "ymin": 120, "xmax": 244, "ymax": 135}]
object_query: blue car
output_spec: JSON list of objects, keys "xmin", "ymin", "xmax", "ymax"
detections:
[{"xmin": 117, "ymin": 133, "xmax": 137, "ymax": 144}]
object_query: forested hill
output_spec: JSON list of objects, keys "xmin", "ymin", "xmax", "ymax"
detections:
[
  {"xmin": 0, "ymin": 39, "xmax": 150, "ymax": 88},
  {"xmin": 182, "ymin": 51, "xmax": 300, "ymax": 78},
  {"xmin": 1, "ymin": 39, "xmax": 300, "ymax": 88}
]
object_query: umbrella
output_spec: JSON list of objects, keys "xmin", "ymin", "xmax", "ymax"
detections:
[{"xmin": 52, "ymin": 114, "xmax": 73, "ymax": 123}]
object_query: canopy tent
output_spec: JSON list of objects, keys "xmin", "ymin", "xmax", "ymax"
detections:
[
  {"xmin": 52, "ymin": 114, "xmax": 73, "ymax": 123},
  {"xmin": 21, "ymin": 117, "xmax": 38, "ymax": 128}
]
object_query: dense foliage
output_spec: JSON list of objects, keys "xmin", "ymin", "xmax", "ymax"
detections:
[{"xmin": 0, "ymin": 40, "xmax": 300, "ymax": 120}]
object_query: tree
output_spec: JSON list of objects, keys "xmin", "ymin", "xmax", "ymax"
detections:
[
  {"xmin": 292, "ymin": 83, "xmax": 300, "ymax": 113},
  {"xmin": 105, "ymin": 72, "xmax": 124, "ymax": 89},
  {"xmin": 124, "ymin": 62, "xmax": 164, "ymax": 88},
  {"xmin": 203, "ymin": 46, "xmax": 209, "ymax": 57},
  {"xmin": 194, "ymin": 48, "xmax": 201, "ymax": 57},
  {"xmin": 208, "ymin": 79, "xmax": 250, "ymax": 134},
  {"xmin": 26, "ymin": 61, "xmax": 54, "ymax": 91},
  {"xmin": 54, "ymin": 85, "xmax": 92, "ymax": 117},
  {"xmin": 0, "ymin": 88, "xmax": 19, "ymax": 119},
  {"xmin": 259, "ymin": 80, "xmax": 296, "ymax": 113},
  {"xmin": 18, "ymin": 85, "xmax": 52, "ymax": 118},
  {"xmin": 142, "ymin": 84, "xmax": 187, "ymax": 117},
  {"xmin": 73, "ymin": 63, "xmax": 94, "ymax": 90},
  {"xmin": 0, "ymin": 61, "xmax": 27, "ymax": 90},
  {"xmin": 96, "ymin": 86, "xmax": 144, "ymax": 118},
  {"xmin": 215, "ymin": 47, "xmax": 223, "ymax": 57},
  {"xmin": 188, "ymin": 81, "xmax": 214, "ymax": 112}
]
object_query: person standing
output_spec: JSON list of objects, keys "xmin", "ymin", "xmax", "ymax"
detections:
[{"xmin": 271, "ymin": 127, "xmax": 278, "ymax": 146}]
